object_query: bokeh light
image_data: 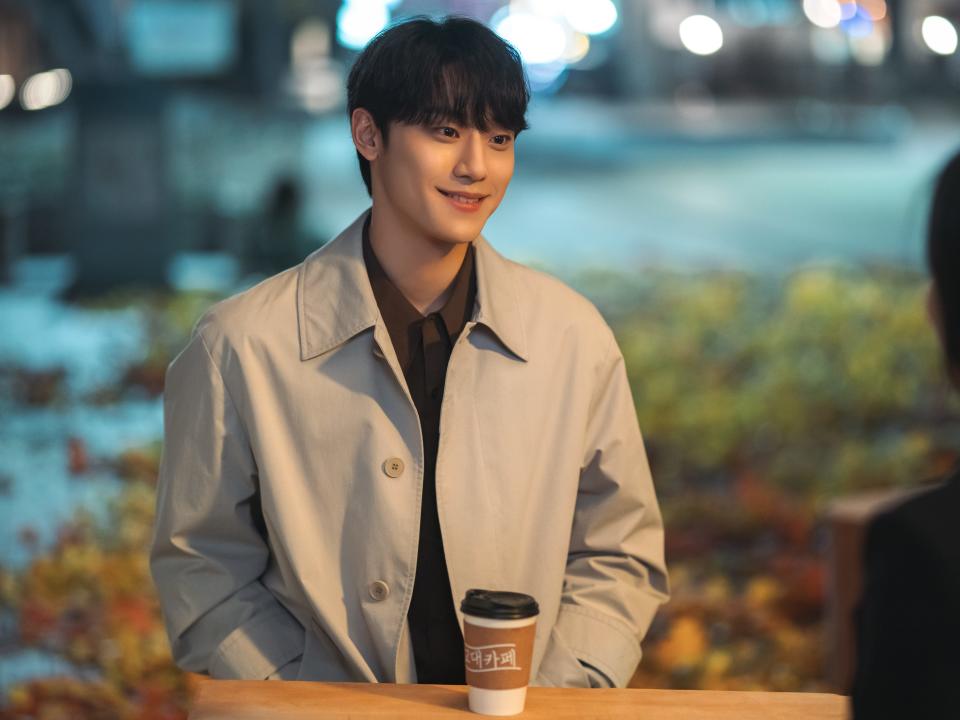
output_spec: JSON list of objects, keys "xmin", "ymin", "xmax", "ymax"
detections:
[
  {"xmin": 679, "ymin": 15, "xmax": 724, "ymax": 56},
  {"xmin": 563, "ymin": 32, "xmax": 591, "ymax": 64},
  {"xmin": 838, "ymin": 1, "xmax": 858, "ymax": 22},
  {"xmin": 336, "ymin": 0, "xmax": 391, "ymax": 51},
  {"xmin": 803, "ymin": 0, "xmax": 842, "ymax": 29},
  {"xmin": 849, "ymin": 25, "xmax": 889, "ymax": 65},
  {"xmin": 494, "ymin": 10, "xmax": 568, "ymax": 64},
  {"xmin": 840, "ymin": 5, "xmax": 874, "ymax": 38},
  {"xmin": 19, "ymin": 68, "xmax": 72, "ymax": 111},
  {"xmin": 0, "ymin": 74, "xmax": 15, "ymax": 111},
  {"xmin": 921, "ymin": 15, "xmax": 959, "ymax": 56},
  {"xmin": 525, "ymin": 59, "xmax": 569, "ymax": 93},
  {"xmin": 561, "ymin": 0, "xmax": 619, "ymax": 37},
  {"xmin": 293, "ymin": 19, "xmax": 332, "ymax": 62},
  {"xmin": 860, "ymin": 0, "xmax": 887, "ymax": 21}
]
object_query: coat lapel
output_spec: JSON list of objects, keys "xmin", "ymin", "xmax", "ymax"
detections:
[{"xmin": 297, "ymin": 209, "xmax": 379, "ymax": 362}]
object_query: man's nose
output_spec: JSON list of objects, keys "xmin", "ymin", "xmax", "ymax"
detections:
[{"xmin": 453, "ymin": 132, "xmax": 487, "ymax": 181}]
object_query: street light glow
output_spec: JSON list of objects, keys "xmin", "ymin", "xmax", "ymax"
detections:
[
  {"xmin": 679, "ymin": 15, "xmax": 723, "ymax": 56},
  {"xmin": 494, "ymin": 11, "xmax": 568, "ymax": 64},
  {"xmin": 921, "ymin": 16, "xmax": 958, "ymax": 56},
  {"xmin": 562, "ymin": 0, "xmax": 619, "ymax": 36},
  {"xmin": 336, "ymin": 0, "xmax": 390, "ymax": 51},
  {"xmin": 803, "ymin": 0, "xmax": 842, "ymax": 29},
  {"xmin": 0, "ymin": 75, "xmax": 15, "ymax": 111},
  {"xmin": 20, "ymin": 69, "xmax": 72, "ymax": 111}
]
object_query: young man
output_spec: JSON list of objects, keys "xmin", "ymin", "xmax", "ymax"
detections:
[{"xmin": 150, "ymin": 15, "xmax": 669, "ymax": 688}]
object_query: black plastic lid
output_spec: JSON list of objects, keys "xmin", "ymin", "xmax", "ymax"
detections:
[{"xmin": 460, "ymin": 589, "xmax": 539, "ymax": 620}]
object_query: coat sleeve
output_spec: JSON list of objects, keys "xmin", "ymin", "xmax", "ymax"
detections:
[
  {"xmin": 149, "ymin": 316, "xmax": 305, "ymax": 680},
  {"xmin": 548, "ymin": 328, "xmax": 670, "ymax": 688}
]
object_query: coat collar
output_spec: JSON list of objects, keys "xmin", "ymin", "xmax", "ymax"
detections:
[{"xmin": 297, "ymin": 207, "xmax": 528, "ymax": 363}]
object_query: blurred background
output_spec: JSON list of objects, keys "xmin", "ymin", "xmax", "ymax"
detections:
[{"xmin": 1, "ymin": 0, "xmax": 959, "ymax": 716}]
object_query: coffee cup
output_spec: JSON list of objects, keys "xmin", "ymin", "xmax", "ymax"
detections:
[{"xmin": 461, "ymin": 588, "xmax": 539, "ymax": 716}]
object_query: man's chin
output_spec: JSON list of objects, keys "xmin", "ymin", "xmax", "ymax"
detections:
[
  {"xmin": 426, "ymin": 217, "xmax": 485, "ymax": 246},
  {"xmin": 425, "ymin": 232, "xmax": 477, "ymax": 249}
]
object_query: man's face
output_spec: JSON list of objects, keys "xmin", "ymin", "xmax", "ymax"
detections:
[{"xmin": 370, "ymin": 116, "xmax": 516, "ymax": 246}]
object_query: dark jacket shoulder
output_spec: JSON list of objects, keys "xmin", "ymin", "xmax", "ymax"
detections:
[
  {"xmin": 869, "ymin": 471, "xmax": 960, "ymax": 568},
  {"xmin": 851, "ymin": 469, "xmax": 960, "ymax": 720}
]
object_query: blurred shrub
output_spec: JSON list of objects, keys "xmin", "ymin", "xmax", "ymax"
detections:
[{"xmin": 587, "ymin": 265, "xmax": 959, "ymax": 502}]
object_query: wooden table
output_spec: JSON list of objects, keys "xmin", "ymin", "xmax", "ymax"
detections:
[{"xmin": 187, "ymin": 679, "xmax": 848, "ymax": 719}]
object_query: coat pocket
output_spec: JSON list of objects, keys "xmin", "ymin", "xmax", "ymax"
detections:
[
  {"xmin": 208, "ymin": 605, "xmax": 306, "ymax": 680},
  {"xmin": 296, "ymin": 616, "xmax": 359, "ymax": 681},
  {"xmin": 532, "ymin": 625, "xmax": 592, "ymax": 688}
]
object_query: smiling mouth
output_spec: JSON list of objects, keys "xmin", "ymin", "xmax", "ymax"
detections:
[{"xmin": 437, "ymin": 188, "xmax": 488, "ymax": 204}]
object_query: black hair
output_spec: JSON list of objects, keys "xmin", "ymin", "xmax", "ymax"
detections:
[
  {"xmin": 346, "ymin": 15, "xmax": 531, "ymax": 197},
  {"xmin": 928, "ymin": 149, "xmax": 960, "ymax": 372}
]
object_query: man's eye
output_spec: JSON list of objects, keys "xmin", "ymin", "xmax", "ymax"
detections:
[
  {"xmin": 492, "ymin": 135, "xmax": 512, "ymax": 146},
  {"xmin": 437, "ymin": 127, "xmax": 458, "ymax": 138}
]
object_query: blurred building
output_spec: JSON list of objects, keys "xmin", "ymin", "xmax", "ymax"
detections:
[{"xmin": 0, "ymin": 0, "xmax": 958, "ymax": 292}]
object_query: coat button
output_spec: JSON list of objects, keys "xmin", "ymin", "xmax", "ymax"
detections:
[
  {"xmin": 369, "ymin": 580, "xmax": 390, "ymax": 602},
  {"xmin": 382, "ymin": 457, "xmax": 405, "ymax": 478}
]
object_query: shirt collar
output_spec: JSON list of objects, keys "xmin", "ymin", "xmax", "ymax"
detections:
[{"xmin": 297, "ymin": 206, "xmax": 528, "ymax": 362}]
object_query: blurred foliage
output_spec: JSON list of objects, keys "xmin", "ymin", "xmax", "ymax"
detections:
[
  {"xmin": 2, "ymin": 264, "xmax": 958, "ymax": 714},
  {"xmin": 574, "ymin": 264, "xmax": 959, "ymax": 500},
  {"xmin": 79, "ymin": 290, "xmax": 226, "ymax": 406},
  {"xmin": 1, "ymin": 477, "xmax": 189, "ymax": 718}
]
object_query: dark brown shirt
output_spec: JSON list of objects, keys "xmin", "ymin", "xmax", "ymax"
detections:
[{"xmin": 362, "ymin": 213, "xmax": 476, "ymax": 684}]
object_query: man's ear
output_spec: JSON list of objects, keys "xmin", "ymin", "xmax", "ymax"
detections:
[{"xmin": 351, "ymin": 108, "xmax": 381, "ymax": 162}]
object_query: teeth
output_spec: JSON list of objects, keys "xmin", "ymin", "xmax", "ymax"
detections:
[{"xmin": 442, "ymin": 190, "xmax": 481, "ymax": 203}]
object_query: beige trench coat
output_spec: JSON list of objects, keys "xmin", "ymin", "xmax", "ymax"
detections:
[{"xmin": 149, "ymin": 207, "xmax": 669, "ymax": 688}]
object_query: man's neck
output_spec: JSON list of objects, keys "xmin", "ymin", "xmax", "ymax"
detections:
[{"xmin": 368, "ymin": 204, "xmax": 470, "ymax": 316}]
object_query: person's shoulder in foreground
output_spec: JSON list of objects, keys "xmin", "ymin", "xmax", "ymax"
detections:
[
  {"xmin": 851, "ymin": 470, "xmax": 960, "ymax": 719},
  {"xmin": 851, "ymin": 148, "xmax": 960, "ymax": 719}
]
